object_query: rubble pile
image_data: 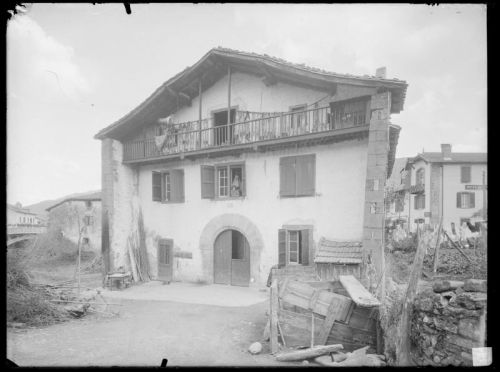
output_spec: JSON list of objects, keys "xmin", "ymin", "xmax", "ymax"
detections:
[{"xmin": 411, "ymin": 279, "xmax": 486, "ymax": 366}]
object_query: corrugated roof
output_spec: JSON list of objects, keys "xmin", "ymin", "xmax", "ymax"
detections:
[
  {"xmin": 314, "ymin": 238, "xmax": 363, "ymax": 264},
  {"xmin": 411, "ymin": 152, "xmax": 487, "ymax": 164}
]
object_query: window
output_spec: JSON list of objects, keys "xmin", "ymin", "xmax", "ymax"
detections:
[
  {"xmin": 82, "ymin": 237, "xmax": 89, "ymax": 245},
  {"xmin": 200, "ymin": 163, "xmax": 245, "ymax": 199},
  {"xmin": 395, "ymin": 197, "xmax": 405, "ymax": 212},
  {"xmin": 85, "ymin": 200, "xmax": 92, "ymax": 209},
  {"xmin": 329, "ymin": 97, "xmax": 369, "ymax": 129},
  {"xmin": 457, "ymin": 192, "xmax": 475, "ymax": 209},
  {"xmin": 278, "ymin": 228, "xmax": 311, "ymax": 267},
  {"xmin": 414, "ymin": 194, "xmax": 425, "ymax": 210},
  {"xmin": 152, "ymin": 170, "xmax": 185, "ymax": 203},
  {"xmin": 461, "ymin": 166, "xmax": 471, "ymax": 183},
  {"xmin": 416, "ymin": 168, "xmax": 425, "ymax": 186},
  {"xmin": 280, "ymin": 154, "xmax": 315, "ymax": 197},
  {"xmin": 84, "ymin": 215, "xmax": 93, "ymax": 226}
]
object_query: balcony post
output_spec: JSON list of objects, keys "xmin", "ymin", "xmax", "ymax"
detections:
[
  {"xmin": 198, "ymin": 78, "xmax": 202, "ymax": 149},
  {"xmin": 227, "ymin": 65, "xmax": 231, "ymax": 144}
]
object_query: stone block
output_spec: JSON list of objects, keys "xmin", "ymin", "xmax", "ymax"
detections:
[
  {"xmin": 447, "ymin": 334, "xmax": 482, "ymax": 350},
  {"xmin": 432, "ymin": 280, "xmax": 464, "ymax": 293},
  {"xmin": 433, "ymin": 317, "xmax": 458, "ymax": 333},
  {"xmin": 463, "ymin": 279, "xmax": 487, "ymax": 293},
  {"xmin": 455, "ymin": 292, "xmax": 487, "ymax": 310},
  {"xmin": 458, "ymin": 318, "xmax": 482, "ymax": 341}
]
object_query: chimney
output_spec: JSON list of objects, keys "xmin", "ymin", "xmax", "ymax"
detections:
[
  {"xmin": 441, "ymin": 144, "xmax": 452, "ymax": 159},
  {"xmin": 375, "ymin": 67, "xmax": 387, "ymax": 79}
]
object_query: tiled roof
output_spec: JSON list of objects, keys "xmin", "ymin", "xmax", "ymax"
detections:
[
  {"xmin": 412, "ymin": 152, "xmax": 487, "ymax": 164},
  {"xmin": 214, "ymin": 47, "xmax": 407, "ymax": 85},
  {"xmin": 314, "ymin": 238, "xmax": 363, "ymax": 264}
]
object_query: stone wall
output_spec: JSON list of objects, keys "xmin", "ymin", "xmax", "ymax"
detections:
[{"xmin": 411, "ymin": 279, "xmax": 486, "ymax": 366}]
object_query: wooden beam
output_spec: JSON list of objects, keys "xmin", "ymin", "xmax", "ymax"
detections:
[
  {"xmin": 227, "ymin": 65, "xmax": 231, "ymax": 142},
  {"xmin": 270, "ymin": 278, "xmax": 279, "ymax": 354},
  {"xmin": 318, "ymin": 300, "xmax": 339, "ymax": 345},
  {"xmin": 275, "ymin": 344, "xmax": 343, "ymax": 362},
  {"xmin": 339, "ymin": 275, "xmax": 381, "ymax": 307},
  {"xmin": 198, "ymin": 78, "xmax": 202, "ymax": 149}
]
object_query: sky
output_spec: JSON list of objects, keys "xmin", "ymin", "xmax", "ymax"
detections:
[{"xmin": 7, "ymin": 3, "xmax": 487, "ymax": 206}]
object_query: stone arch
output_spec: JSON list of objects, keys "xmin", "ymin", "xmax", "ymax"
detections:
[{"xmin": 199, "ymin": 213, "xmax": 264, "ymax": 286}]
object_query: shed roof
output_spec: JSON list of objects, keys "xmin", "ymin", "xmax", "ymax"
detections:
[
  {"xmin": 314, "ymin": 238, "xmax": 363, "ymax": 264},
  {"xmin": 95, "ymin": 47, "xmax": 408, "ymax": 140}
]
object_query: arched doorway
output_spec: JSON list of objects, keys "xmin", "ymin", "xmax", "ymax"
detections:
[{"xmin": 214, "ymin": 229, "xmax": 250, "ymax": 287}]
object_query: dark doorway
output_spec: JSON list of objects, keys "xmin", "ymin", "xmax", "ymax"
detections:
[
  {"xmin": 213, "ymin": 109, "xmax": 236, "ymax": 146},
  {"xmin": 214, "ymin": 229, "xmax": 250, "ymax": 287}
]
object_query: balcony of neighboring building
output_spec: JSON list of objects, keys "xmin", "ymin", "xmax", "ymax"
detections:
[{"xmin": 122, "ymin": 98, "xmax": 371, "ymax": 164}]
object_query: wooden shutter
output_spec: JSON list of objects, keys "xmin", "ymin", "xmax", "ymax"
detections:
[
  {"xmin": 296, "ymin": 154, "xmax": 316, "ymax": 196},
  {"xmin": 278, "ymin": 229, "xmax": 287, "ymax": 268},
  {"xmin": 152, "ymin": 172, "xmax": 162, "ymax": 201},
  {"xmin": 300, "ymin": 229, "xmax": 310, "ymax": 266},
  {"xmin": 457, "ymin": 192, "xmax": 462, "ymax": 208},
  {"xmin": 241, "ymin": 164, "xmax": 246, "ymax": 197},
  {"xmin": 470, "ymin": 192, "xmax": 475, "ymax": 208},
  {"xmin": 200, "ymin": 165, "xmax": 215, "ymax": 199},
  {"xmin": 461, "ymin": 166, "xmax": 471, "ymax": 183},
  {"xmin": 170, "ymin": 169, "xmax": 185, "ymax": 202},
  {"xmin": 280, "ymin": 156, "xmax": 296, "ymax": 197}
]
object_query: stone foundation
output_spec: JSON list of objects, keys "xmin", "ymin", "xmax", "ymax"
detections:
[{"xmin": 411, "ymin": 279, "xmax": 486, "ymax": 366}]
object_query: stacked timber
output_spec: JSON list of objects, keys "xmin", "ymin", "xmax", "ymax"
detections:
[{"xmin": 273, "ymin": 274, "xmax": 381, "ymax": 354}]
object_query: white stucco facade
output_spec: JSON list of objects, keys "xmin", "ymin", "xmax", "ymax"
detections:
[{"xmin": 138, "ymin": 139, "xmax": 368, "ymax": 285}]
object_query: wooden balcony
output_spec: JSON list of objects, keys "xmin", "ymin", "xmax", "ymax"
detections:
[
  {"xmin": 409, "ymin": 184, "xmax": 425, "ymax": 194},
  {"xmin": 123, "ymin": 106, "xmax": 370, "ymax": 164}
]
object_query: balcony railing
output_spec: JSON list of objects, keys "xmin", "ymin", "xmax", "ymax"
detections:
[
  {"xmin": 409, "ymin": 184, "xmax": 425, "ymax": 194},
  {"xmin": 123, "ymin": 105, "xmax": 368, "ymax": 162},
  {"xmin": 7, "ymin": 224, "xmax": 47, "ymax": 235}
]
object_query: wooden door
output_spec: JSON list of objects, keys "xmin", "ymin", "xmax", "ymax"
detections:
[
  {"xmin": 231, "ymin": 231, "xmax": 250, "ymax": 287},
  {"xmin": 158, "ymin": 239, "xmax": 173, "ymax": 283},
  {"xmin": 214, "ymin": 230, "xmax": 232, "ymax": 284}
]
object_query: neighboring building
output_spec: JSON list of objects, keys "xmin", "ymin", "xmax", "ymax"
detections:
[
  {"xmin": 94, "ymin": 47, "xmax": 408, "ymax": 287},
  {"xmin": 45, "ymin": 192, "xmax": 102, "ymax": 252},
  {"xmin": 7, "ymin": 203, "xmax": 44, "ymax": 226},
  {"xmin": 392, "ymin": 144, "xmax": 486, "ymax": 233},
  {"xmin": 385, "ymin": 157, "xmax": 411, "ymax": 229}
]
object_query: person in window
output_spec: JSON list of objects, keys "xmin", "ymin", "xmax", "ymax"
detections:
[{"xmin": 231, "ymin": 174, "xmax": 241, "ymax": 197}]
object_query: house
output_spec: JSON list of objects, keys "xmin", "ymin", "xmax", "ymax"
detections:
[
  {"xmin": 384, "ymin": 157, "xmax": 411, "ymax": 230},
  {"xmin": 394, "ymin": 144, "xmax": 486, "ymax": 233},
  {"xmin": 45, "ymin": 191, "xmax": 102, "ymax": 252},
  {"xmin": 7, "ymin": 203, "xmax": 44, "ymax": 226},
  {"xmin": 94, "ymin": 47, "xmax": 408, "ymax": 287}
]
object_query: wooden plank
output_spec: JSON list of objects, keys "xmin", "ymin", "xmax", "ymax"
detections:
[
  {"xmin": 275, "ymin": 344, "xmax": 343, "ymax": 362},
  {"xmin": 339, "ymin": 275, "xmax": 381, "ymax": 307},
  {"xmin": 318, "ymin": 300, "xmax": 340, "ymax": 345},
  {"xmin": 433, "ymin": 217, "xmax": 443, "ymax": 273},
  {"xmin": 330, "ymin": 321, "xmax": 377, "ymax": 346},
  {"xmin": 270, "ymin": 278, "xmax": 279, "ymax": 354},
  {"xmin": 396, "ymin": 230, "xmax": 427, "ymax": 366}
]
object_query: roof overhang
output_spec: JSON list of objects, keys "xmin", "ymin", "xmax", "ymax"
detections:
[{"xmin": 95, "ymin": 48, "xmax": 408, "ymax": 141}]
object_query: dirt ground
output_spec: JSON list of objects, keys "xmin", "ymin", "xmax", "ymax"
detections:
[{"xmin": 7, "ymin": 296, "xmax": 292, "ymax": 367}]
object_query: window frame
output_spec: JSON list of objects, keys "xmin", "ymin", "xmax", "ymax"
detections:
[
  {"xmin": 152, "ymin": 169, "xmax": 185, "ymax": 204},
  {"xmin": 415, "ymin": 168, "xmax": 425, "ymax": 186},
  {"xmin": 457, "ymin": 191, "xmax": 475, "ymax": 209},
  {"xmin": 214, "ymin": 162, "xmax": 246, "ymax": 200},
  {"xmin": 461, "ymin": 166, "xmax": 471, "ymax": 183},
  {"xmin": 279, "ymin": 154, "xmax": 316, "ymax": 198},
  {"xmin": 279, "ymin": 225, "xmax": 313, "ymax": 267},
  {"xmin": 414, "ymin": 194, "xmax": 425, "ymax": 210}
]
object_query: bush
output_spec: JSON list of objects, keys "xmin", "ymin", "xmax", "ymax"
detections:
[{"xmin": 391, "ymin": 234, "xmax": 418, "ymax": 252}]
